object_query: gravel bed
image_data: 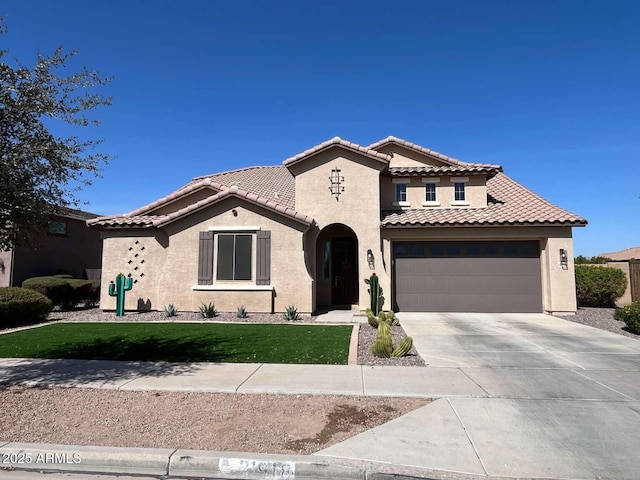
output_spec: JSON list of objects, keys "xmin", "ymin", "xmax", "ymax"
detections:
[
  {"xmin": 0, "ymin": 387, "xmax": 429, "ymax": 455},
  {"xmin": 357, "ymin": 323, "xmax": 426, "ymax": 366},
  {"xmin": 557, "ymin": 307, "xmax": 640, "ymax": 340}
]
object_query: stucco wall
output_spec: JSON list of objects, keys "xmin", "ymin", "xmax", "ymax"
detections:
[
  {"xmin": 381, "ymin": 225, "xmax": 579, "ymax": 314},
  {"xmin": 99, "ymin": 197, "xmax": 312, "ymax": 313},
  {"xmin": 375, "ymin": 144, "xmax": 442, "ymax": 168},
  {"xmin": 380, "ymin": 175, "xmax": 487, "ymax": 210},
  {"xmin": 604, "ymin": 262, "xmax": 632, "ymax": 307},
  {"xmin": 289, "ymin": 149, "xmax": 388, "ymax": 311}
]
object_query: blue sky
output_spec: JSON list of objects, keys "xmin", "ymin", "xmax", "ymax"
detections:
[{"xmin": 2, "ymin": 0, "xmax": 639, "ymax": 257}]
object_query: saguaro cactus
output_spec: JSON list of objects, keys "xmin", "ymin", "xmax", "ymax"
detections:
[
  {"xmin": 364, "ymin": 273, "xmax": 383, "ymax": 316},
  {"xmin": 108, "ymin": 273, "xmax": 133, "ymax": 317}
]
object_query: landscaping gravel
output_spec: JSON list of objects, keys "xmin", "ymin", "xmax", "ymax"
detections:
[
  {"xmin": 0, "ymin": 386, "xmax": 429, "ymax": 455},
  {"xmin": 557, "ymin": 306, "xmax": 640, "ymax": 340}
]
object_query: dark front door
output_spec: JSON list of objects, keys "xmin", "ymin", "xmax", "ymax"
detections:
[{"xmin": 332, "ymin": 237, "xmax": 358, "ymax": 305}]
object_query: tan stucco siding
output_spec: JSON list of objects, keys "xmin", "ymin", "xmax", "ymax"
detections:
[
  {"xmin": 99, "ymin": 199, "xmax": 312, "ymax": 313},
  {"xmin": 382, "ymin": 226, "xmax": 578, "ymax": 314},
  {"xmin": 375, "ymin": 144, "xmax": 443, "ymax": 168},
  {"xmin": 0, "ymin": 250, "xmax": 12, "ymax": 287},
  {"xmin": 381, "ymin": 175, "xmax": 487, "ymax": 210},
  {"xmin": 290, "ymin": 150, "xmax": 388, "ymax": 311}
]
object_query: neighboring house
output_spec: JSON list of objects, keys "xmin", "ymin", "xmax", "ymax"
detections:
[
  {"xmin": 597, "ymin": 247, "xmax": 640, "ymax": 305},
  {"xmin": 0, "ymin": 209, "xmax": 103, "ymax": 287},
  {"xmin": 88, "ymin": 136, "xmax": 587, "ymax": 314},
  {"xmin": 599, "ymin": 247, "xmax": 640, "ymax": 261}
]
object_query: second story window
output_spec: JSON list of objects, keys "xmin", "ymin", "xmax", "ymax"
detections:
[
  {"xmin": 454, "ymin": 182, "xmax": 466, "ymax": 201},
  {"xmin": 395, "ymin": 183, "xmax": 407, "ymax": 203},
  {"xmin": 425, "ymin": 183, "xmax": 436, "ymax": 202}
]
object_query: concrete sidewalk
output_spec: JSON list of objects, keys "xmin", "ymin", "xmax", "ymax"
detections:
[{"xmin": 2, "ymin": 312, "xmax": 640, "ymax": 479}]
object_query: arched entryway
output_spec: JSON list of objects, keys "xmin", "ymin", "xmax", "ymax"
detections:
[{"xmin": 315, "ymin": 224, "xmax": 359, "ymax": 308}]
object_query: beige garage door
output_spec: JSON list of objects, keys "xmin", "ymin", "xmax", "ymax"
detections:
[{"xmin": 393, "ymin": 241, "xmax": 543, "ymax": 313}]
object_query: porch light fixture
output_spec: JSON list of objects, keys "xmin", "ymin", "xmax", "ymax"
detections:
[
  {"xmin": 329, "ymin": 168, "xmax": 344, "ymax": 200},
  {"xmin": 559, "ymin": 249, "xmax": 568, "ymax": 269},
  {"xmin": 367, "ymin": 249, "xmax": 375, "ymax": 269}
]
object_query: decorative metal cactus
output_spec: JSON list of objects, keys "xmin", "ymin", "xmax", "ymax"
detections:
[
  {"xmin": 108, "ymin": 273, "xmax": 133, "ymax": 317},
  {"xmin": 364, "ymin": 273, "xmax": 383, "ymax": 316}
]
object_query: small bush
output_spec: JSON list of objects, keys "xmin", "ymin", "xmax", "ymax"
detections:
[
  {"xmin": 22, "ymin": 276, "xmax": 99, "ymax": 310},
  {"xmin": 199, "ymin": 302, "xmax": 218, "ymax": 318},
  {"xmin": 22, "ymin": 276, "xmax": 74, "ymax": 308},
  {"xmin": 575, "ymin": 265, "xmax": 627, "ymax": 307},
  {"xmin": 164, "ymin": 304, "xmax": 178, "ymax": 317},
  {"xmin": 614, "ymin": 301, "xmax": 640, "ymax": 334},
  {"xmin": 236, "ymin": 305, "xmax": 247, "ymax": 318},
  {"xmin": 283, "ymin": 305, "xmax": 301, "ymax": 321},
  {"xmin": 0, "ymin": 287, "xmax": 52, "ymax": 328}
]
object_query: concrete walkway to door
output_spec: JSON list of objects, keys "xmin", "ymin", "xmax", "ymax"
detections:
[{"xmin": 318, "ymin": 312, "xmax": 640, "ymax": 478}]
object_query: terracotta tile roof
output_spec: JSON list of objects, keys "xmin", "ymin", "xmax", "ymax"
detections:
[
  {"xmin": 388, "ymin": 165, "xmax": 502, "ymax": 177},
  {"xmin": 87, "ymin": 185, "xmax": 314, "ymax": 229},
  {"xmin": 381, "ymin": 173, "xmax": 587, "ymax": 227},
  {"xmin": 370, "ymin": 136, "xmax": 501, "ymax": 169},
  {"xmin": 598, "ymin": 247, "xmax": 640, "ymax": 261},
  {"xmin": 283, "ymin": 136, "xmax": 391, "ymax": 167}
]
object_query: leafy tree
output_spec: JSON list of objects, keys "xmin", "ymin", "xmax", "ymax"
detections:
[
  {"xmin": 574, "ymin": 255, "xmax": 613, "ymax": 265},
  {"xmin": 0, "ymin": 18, "xmax": 112, "ymax": 250}
]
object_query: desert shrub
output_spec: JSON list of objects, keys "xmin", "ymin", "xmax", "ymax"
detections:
[
  {"xmin": 199, "ymin": 302, "xmax": 218, "ymax": 318},
  {"xmin": 575, "ymin": 265, "xmax": 627, "ymax": 307},
  {"xmin": 614, "ymin": 301, "xmax": 640, "ymax": 334},
  {"xmin": 0, "ymin": 287, "xmax": 52, "ymax": 328},
  {"xmin": 282, "ymin": 305, "xmax": 301, "ymax": 321},
  {"xmin": 22, "ymin": 276, "xmax": 99, "ymax": 309},
  {"xmin": 22, "ymin": 276, "xmax": 74, "ymax": 308}
]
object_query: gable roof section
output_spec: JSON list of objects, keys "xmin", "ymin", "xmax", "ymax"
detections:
[
  {"xmin": 283, "ymin": 136, "xmax": 391, "ymax": 168},
  {"xmin": 370, "ymin": 136, "xmax": 501, "ymax": 170},
  {"xmin": 381, "ymin": 173, "xmax": 587, "ymax": 227},
  {"xmin": 88, "ymin": 184, "xmax": 314, "ymax": 229}
]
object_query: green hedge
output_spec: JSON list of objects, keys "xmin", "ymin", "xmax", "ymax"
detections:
[
  {"xmin": 614, "ymin": 301, "xmax": 640, "ymax": 334},
  {"xmin": 0, "ymin": 287, "xmax": 52, "ymax": 328},
  {"xmin": 575, "ymin": 265, "xmax": 627, "ymax": 307},
  {"xmin": 22, "ymin": 276, "xmax": 100, "ymax": 310}
]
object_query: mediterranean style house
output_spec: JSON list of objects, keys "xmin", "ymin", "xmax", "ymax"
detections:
[{"xmin": 88, "ymin": 136, "xmax": 587, "ymax": 315}]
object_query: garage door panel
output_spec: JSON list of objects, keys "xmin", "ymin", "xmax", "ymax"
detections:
[{"xmin": 394, "ymin": 241, "xmax": 542, "ymax": 313}]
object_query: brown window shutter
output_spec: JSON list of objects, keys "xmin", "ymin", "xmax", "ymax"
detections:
[
  {"xmin": 256, "ymin": 230, "xmax": 271, "ymax": 285},
  {"xmin": 198, "ymin": 231, "xmax": 214, "ymax": 285}
]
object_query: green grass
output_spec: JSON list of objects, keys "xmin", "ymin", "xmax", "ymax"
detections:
[{"xmin": 0, "ymin": 323, "xmax": 352, "ymax": 364}]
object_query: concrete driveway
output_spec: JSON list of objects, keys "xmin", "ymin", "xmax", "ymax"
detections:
[{"xmin": 318, "ymin": 313, "xmax": 640, "ymax": 479}]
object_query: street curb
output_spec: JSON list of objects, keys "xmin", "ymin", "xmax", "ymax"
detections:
[{"xmin": 0, "ymin": 442, "xmax": 362, "ymax": 479}]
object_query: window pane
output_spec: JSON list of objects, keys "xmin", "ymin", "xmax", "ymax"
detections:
[
  {"xmin": 234, "ymin": 235, "xmax": 252, "ymax": 280},
  {"xmin": 217, "ymin": 235, "xmax": 234, "ymax": 280},
  {"xmin": 454, "ymin": 182, "xmax": 466, "ymax": 201},
  {"xmin": 396, "ymin": 183, "xmax": 407, "ymax": 202},
  {"xmin": 425, "ymin": 184, "xmax": 436, "ymax": 202}
]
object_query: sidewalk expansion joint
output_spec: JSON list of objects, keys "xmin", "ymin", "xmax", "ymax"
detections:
[
  {"xmin": 570, "ymin": 369, "xmax": 635, "ymax": 400},
  {"xmin": 235, "ymin": 363, "xmax": 264, "ymax": 392},
  {"xmin": 165, "ymin": 448, "xmax": 177, "ymax": 476},
  {"xmin": 446, "ymin": 397, "xmax": 489, "ymax": 477},
  {"xmin": 458, "ymin": 367, "xmax": 491, "ymax": 396},
  {"xmin": 360, "ymin": 365, "xmax": 365, "ymax": 396}
]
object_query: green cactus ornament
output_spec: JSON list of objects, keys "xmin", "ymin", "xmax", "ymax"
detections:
[{"xmin": 108, "ymin": 273, "xmax": 133, "ymax": 317}]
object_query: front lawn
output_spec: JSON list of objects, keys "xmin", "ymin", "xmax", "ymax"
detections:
[{"xmin": 0, "ymin": 323, "xmax": 352, "ymax": 364}]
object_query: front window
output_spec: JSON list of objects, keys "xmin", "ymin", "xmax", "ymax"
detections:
[
  {"xmin": 454, "ymin": 182, "xmax": 466, "ymax": 201},
  {"xmin": 217, "ymin": 234, "xmax": 252, "ymax": 280},
  {"xmin": 395, "ymin": 183, "xmax": 407, "ymax": 203},
  {"xmin": 425, "ymin": 183, "xmax": 436, "ymax": 202}
]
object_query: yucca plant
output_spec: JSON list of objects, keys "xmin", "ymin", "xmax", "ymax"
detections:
[
  {"xmin": 164, "ymin": 304, "xmax": 177, "ymax": 317},
  {"xmin": 199, "ymin": 302, "xmax": 218, "ymax": 318},
  {"xmin": 282, "ymin": 305, "xmax": 301, "ymax": 321},
  {"xmin": 236, "ymin": 305, "xmax": 248, "ymax": 318}
]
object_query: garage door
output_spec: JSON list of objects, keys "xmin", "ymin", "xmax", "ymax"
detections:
[{"xmin": 393, "ymin": 241, "xmax": 542, "ymax": 313}]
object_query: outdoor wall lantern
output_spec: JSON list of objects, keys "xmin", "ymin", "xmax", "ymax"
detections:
[
  {"xmin": 367, "ymin": 249, "xmax": 375, "ymax": 269},
  {"xmin": 559, "ymin": 249, "xmax": 568, "ymax": 269}
]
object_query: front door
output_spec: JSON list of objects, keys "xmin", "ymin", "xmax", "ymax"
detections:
[{"xmin": 331, "ymin": 237, "xmax": 358, "ymax": 305}]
